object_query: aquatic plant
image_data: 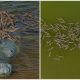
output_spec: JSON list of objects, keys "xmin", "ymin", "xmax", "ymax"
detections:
[
  {"xmin": 42, "ymin": 18, "xmax": 80, "ymax": 57},
  {"xmin": 0, "ymin": 11, "xmax": 18, "ymax": 41},
  {"xmin": 23, "ymin": 11, "xmax": 39, "ymax": 28}
]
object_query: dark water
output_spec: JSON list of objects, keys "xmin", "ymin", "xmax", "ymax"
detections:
[{"xmin": 0, "ymin": 1, "xmax": 39, "ymax": 79}]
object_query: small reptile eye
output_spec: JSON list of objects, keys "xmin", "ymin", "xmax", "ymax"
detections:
[{"xmin": 11, "ymin": 50, "xmax": 13, "ymax": 53}]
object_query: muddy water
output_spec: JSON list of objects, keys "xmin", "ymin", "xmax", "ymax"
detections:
[
  {"xmin": 0, "ymin": 1, "xmax": 39, "ymax": 79},
  {"xmin": 10, "ymin": 36, "xmax": 39, "ymax": 79}
]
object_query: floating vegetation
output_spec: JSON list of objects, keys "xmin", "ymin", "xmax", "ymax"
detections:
[
  {"xmin": 42, "ymin": 18, "xmax": 80, "ymax": 58},
  {"xmin": 0, "ymin": 11, "xmax": 18, "ymax": 41},
  {"xmin": 23, "ymin": 11, "xmax": 39, "ymax": 28}
]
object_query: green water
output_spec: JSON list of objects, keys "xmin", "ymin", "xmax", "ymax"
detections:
[{"xmin": 41, "ymin": 1, "xmax": 80, "ymax": 79}]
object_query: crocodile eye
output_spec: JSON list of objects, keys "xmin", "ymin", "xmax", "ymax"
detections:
[{"xmin": 11, "ymin": 50, "xmax": 13, "ymax": 53}]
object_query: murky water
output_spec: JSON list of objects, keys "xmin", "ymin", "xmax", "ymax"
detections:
[
  {"xmin": 0, "ymin": 1, "xmax": 39, "ymax": 79},
  {"xmin": 41, "ymin": 1, "xmax": 80, "ymax": 79}
]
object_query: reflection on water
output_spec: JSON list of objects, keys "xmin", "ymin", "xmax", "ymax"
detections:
[{"xmin": 0, "ymin": 1, "xmax": 39, "ymax": 79}]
